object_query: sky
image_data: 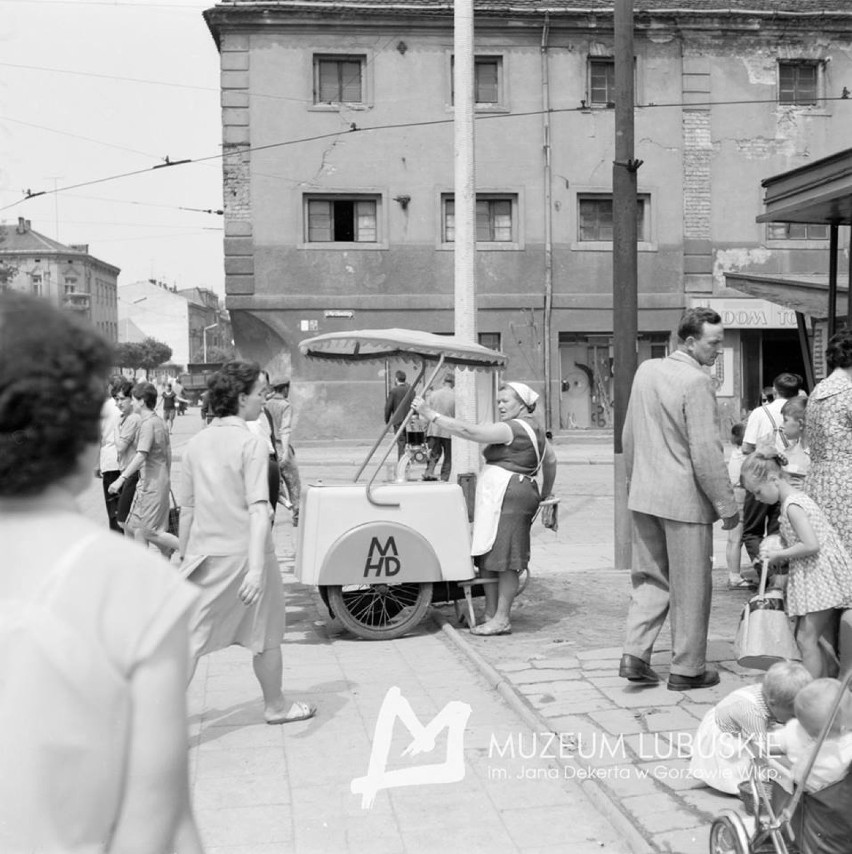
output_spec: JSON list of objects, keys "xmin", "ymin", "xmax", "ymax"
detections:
[{"xmin": 0, "ymin": 0, "xmax": 225, "ymax": 294}]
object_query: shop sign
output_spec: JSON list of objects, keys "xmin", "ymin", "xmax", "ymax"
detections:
[{"xmin": 691, "ymin": 298, "xmax": 797, "ymax": 329}]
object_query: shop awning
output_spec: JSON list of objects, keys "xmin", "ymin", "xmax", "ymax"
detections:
[{"xmin": 725, "ymin": 272, "xmax": 847, "ymax": 319}]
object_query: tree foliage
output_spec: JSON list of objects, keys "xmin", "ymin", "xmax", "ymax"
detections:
[
  {"xmin": 203, "ymin": 344, "xmax": 236, "ymax": 365},
  {"xmin": 114, "ymin": 337, "xmax": 173, "ymax": 374}
]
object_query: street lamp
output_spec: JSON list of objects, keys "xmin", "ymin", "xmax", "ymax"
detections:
[{"xmin": 202, "ymin": 323, "xmax": 218, "ymax": 363}]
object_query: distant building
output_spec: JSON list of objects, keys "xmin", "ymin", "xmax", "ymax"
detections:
[
  {"xmin": 118, "ymin": 280, "xmax": 231, "ymax": 369},
  {"xmin": 0, "ymin": 217, "xmax": 119, "ymax": 341}
]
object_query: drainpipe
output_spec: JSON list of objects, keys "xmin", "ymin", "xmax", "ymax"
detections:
[{"xmin": 541, "ymin": 13, "xmax": 554, "ymax": 432}]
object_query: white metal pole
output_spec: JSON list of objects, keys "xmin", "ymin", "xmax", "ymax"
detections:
[{"xmin": 452, "ymin": 0, "xmax": 479, "ymax": 477}]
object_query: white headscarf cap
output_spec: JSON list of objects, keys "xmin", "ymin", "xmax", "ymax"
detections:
[{"xmin": 505, "ymin": 381, "xmax": 539, "ymax": 408}]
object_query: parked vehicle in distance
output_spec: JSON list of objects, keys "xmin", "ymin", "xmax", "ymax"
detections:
[{"xmin": 178, "ymin": 363, "xmax": 223, "ymax": 405}]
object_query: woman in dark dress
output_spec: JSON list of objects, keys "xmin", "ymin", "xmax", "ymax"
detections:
[{"xmin": 414, "ymin": 381, "xmax": 557, "ymax": 635}]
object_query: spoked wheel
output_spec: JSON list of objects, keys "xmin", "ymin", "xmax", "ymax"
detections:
[
  {"xmin": 709, "ymin": 811, "xmax": 751, "ymax": 854},
  {"xmin": 327, "ymin": 582, "xmax": 433, "ymax": 640}
]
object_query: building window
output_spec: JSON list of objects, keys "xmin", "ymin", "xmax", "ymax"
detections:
[
  {"xmin": 443, "ymin": 195, "xmax": 516, "ymax": 244},
  {"xmin": 305, "ymin": 195, "xmax": 378, "ymax": 243},
  {"xmin": 478, "ymin": 332, "xmax": 502, "ymax": 351},
  {"xmin": 313, "ymin": 55, "xmax": 365, "ymax": 105},
  {"xmin": 578, "ymin": 195, "xmax": 648, "ymax": 242},
  {"xmin": 451, "ymin": 56, "xmax": 503, "ymax": 107},
  {"xmin": 588, "ymin": 58, "xmax": 615, "ymax": 106},
  {"xmin": 778, "ymin": 61, "xmax": 819, "ymax": 106},
  {"xmin": 64, "ymin": 283, "xmax": 76, "ymax": 295},
  {"xmin": 767, "ymin": 222, "xmax": 829, "ymax": 240}
]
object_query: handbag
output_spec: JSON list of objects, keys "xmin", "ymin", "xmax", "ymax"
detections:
[
  {"xmin": 167, "ymin": 489, "xmax": 180, "ymax": 538},
  {"xmin": 734, "ymin": 559, "xmax": 800, "ymax": 669}
]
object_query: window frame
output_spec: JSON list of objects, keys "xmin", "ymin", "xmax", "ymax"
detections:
[
  {"xmin": 777, "ymin": 60, "xmax": 822, "ymax": 107},
  {"xmin": 765, "ymin": 221, "xmax": 831, "ymax": 246},
  {"xmin": 448, "ymin": 53, "xmax": 508, "ymax": 112},
  {"xmin": 437, "ymin": 191, "xmax": 523, "ymax": 251},
  {"xmin": 311, "ymin": 53, "xmax": 369, "ymax": 109},
  {"xmin": 572, "ymin": 191, "xmax": 656, "ymax": 252},
  {"xmin": 588, "ymin": 57, "xmax": 616, "ymax": 107},
  {"xmin": 300, "ymin": 192, "xmax": 388, "ymax": 250}
]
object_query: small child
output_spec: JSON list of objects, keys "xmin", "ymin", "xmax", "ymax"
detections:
[
  {"xmin": 726, "ymin": 423, "xmax": 752, "ymax": 589},
  {"xmin": 741, "ymin": 450, "xmax": 852, "ymax": 677},
  {"xmin": 689, "ymin": 661, "xmax": 812, "ymax": 793},
  {"xmin": 772, "ymin": 678, "xmax": 852, "ymax": 792},
  {"xmin": 780, "ymin": 396, "xmax": 810, "ymax": 487}
]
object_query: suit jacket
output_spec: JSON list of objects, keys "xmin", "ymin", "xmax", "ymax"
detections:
[
  {"xmin": 623, "ymin": 350, "xmax": 737, "ymax": 524},
  {"xmin": 384, "ymin": 383, "xmax": 413, "ymax": 427}
]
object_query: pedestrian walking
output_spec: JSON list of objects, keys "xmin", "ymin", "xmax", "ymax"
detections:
[
  {"xmin": 384, "ymin": 370, "xmax": 414, "ymax": 460},
  {"xmin": 740, "ymin": 372, "xmax": 803, "ymax": 570},
  {"xmin": 247, "ymin": 371, "xmax": 282, "ymax": 519},
  {"xmin": 114, "ymin": 381, "xmax": 179, "ymax": 558},
  {"xmin": 179, "ymin": 361, "xmax": 316, "ymax": 725},
  {"xmin": 162, "ymin": 382, "xmax": 177, "ymax": 433},
  {"xmin": 619, "ymin": 307, "xmax": 739, "ymax": 690},
  {"xmin": 112, "ymin": 377, "xmax": 141, "ymax": 535},
  {"xmin": 0, "ymin": 292, "xmax": 203, "ymax": 854},
  {"xmin": 97, "ymin": 376, "xmax": 122, "ymax": 532},
  {"xmin": 423, "ymin": 373, "xmax": 455, "ymax": 482},
  {"xmin": 266, "ymin": 376, "xmax": 301, "ymax": 527},
  {"xmin": 413, "ymin": 381, "xmax": 557, "ymax": 636}
]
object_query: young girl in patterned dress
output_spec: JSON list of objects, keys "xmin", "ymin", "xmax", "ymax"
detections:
[{"xmin": 741, "ymin": 449, "xmax": 852, "ymax": 677}]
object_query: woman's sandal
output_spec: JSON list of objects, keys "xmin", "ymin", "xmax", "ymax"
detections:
[
  {"xmin": 266, "ymin": 701, "xmax": 317, "ymax": 725},
  {"xmin": 727, "ymin": 577, "xmax": 757, "ymax": 590},
  {"xmin": 470, "ymin": 622, "xmax": 512, "ymax": 636}
]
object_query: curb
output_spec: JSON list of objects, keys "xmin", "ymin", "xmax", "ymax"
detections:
[{"xmin": 432, "ymin": 611, "xmax": 655, "ymax": 854}]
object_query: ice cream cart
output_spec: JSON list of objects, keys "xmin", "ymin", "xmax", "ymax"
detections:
[{"xmin": 294, "ymin": 329, "xmax": 506, "ymax": 640}]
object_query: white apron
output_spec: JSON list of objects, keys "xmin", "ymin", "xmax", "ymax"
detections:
[{"xmin": 470, "ymin": 465, "xmax": 514, "ymax": 556}]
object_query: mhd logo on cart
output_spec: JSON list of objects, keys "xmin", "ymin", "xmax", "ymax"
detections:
[{"xmin": 351, "ymin": 686, "xmax": 472, "ymax": 809}]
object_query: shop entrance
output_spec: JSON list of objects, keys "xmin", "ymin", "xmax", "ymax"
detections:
[{"xmin": 740, "ymin": 329, "xmax": 809, "ymax": 411}]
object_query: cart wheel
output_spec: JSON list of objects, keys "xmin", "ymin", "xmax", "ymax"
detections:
[
  {"xmin": 709, "ymin": 811, "xmax": 751, "ymax": 854},
  {"xmin": 327, "ymin": 582, "xmax": 433, "ymax": 640}
]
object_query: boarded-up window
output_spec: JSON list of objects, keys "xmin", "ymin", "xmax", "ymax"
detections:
[
  {"xmin": 306, "ymin": 197, "xmax": 378, "ymax": 242},
  {"xmin": 314, "ymin": 56, "xmax": 364, "ymax": 104}
]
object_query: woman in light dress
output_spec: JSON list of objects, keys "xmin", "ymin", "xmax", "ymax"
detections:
[
  {"xmin": 179, "ymin": 361, "xmax": 316, "ymax": 724},
  {"xmin": 0, "ymin": 292, "xmax": 202, "ymax": 853}
]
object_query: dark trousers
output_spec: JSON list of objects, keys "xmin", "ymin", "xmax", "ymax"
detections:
[
  {"xmin": 741, "ymin": 492, "xmax": 781, "ymax": 563},
  {"xmin": 392, "ymin": 425, "xmax": 406, "ymax": 460},
  {"xmin": 116, "ymin": 471, "xmax": 140, "ymax": 535},
  {"xmin": 101, "ymin": 470, "xmax": 122, "ymax": 532},
  {"xmin": 426, "ymin": 436, "xmax": 452, "ymax": 481},
  {"xmin": 267, "ymin": 456, "xmax": 281, "ymax": 513}
]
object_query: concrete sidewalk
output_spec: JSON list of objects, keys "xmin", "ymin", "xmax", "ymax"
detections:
[{"xmin": 187, "ymin": 560, "xmax": 632, "ymax": 854}]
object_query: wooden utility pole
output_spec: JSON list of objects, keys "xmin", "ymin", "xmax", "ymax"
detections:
[
  {"xmin": 452, "ymin": 0, "xmax": 479, "ymax": 477},
  {"xmin": 612, "ymin": 0, "xmax": 639, "ymax": 570}
]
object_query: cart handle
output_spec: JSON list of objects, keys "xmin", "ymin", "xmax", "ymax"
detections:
[{"xmin": 364, "ymin": 355, "xmax": 446, "ymax": 507}]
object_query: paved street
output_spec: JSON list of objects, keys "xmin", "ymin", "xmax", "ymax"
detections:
[{"xmin": 76, "ymin": 410, "xmax": 762, "ymax": 853}]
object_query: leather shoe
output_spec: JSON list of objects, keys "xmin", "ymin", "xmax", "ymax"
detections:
[
  {"xmin": 618, "ymin": 654, "xmax": 660, "ymax": 684},
  {"xmin": 667, "ymin": 668, "xmax": 720, "ymax": 691}
]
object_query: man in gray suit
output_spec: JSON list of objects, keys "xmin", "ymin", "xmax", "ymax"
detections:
[{"xmin": 618, "ymin": 307, "xmax": 739, "ymax": 690}]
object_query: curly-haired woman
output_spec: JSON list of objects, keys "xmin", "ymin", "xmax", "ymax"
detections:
[
  {"xmin": 0, "ymin": 293, "xmax": 202, "ymax": 853},
  {"xmin": 115, "ymin": 381, "xmax": 179, "ymax": 556},
  {"xmin": 179, "ymin": 361, "xmax": 316, "ymax": 724}
]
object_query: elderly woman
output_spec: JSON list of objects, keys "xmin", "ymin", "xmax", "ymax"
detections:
[
  {"xmin": 179, "ymin": 361, "xmax": 316, "ymax": 724},
  {"xmin": 0, "ymin": 293, "xmax": 201, "ymax": 852},
  {"xmin": 112, "ymin": 380, "xmax": 178, "ymax": 556},
  {"xmin": 414, "ymin": 381, "xmax": 557, "ymax": 636}
]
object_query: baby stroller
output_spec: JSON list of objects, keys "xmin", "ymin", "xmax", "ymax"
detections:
[{"xmin": 709, "ymin": 670, "xmax": 852, "ymax": 854}]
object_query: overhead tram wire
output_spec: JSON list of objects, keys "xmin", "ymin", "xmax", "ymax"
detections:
[{"xmin": 3, "ymin": 94, "xmax": 850, "ymax": 213}]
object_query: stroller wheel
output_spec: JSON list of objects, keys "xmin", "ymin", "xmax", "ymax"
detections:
[{"xmin": 709, "ymin": 810, "xmax": 750, "ymax": 854}]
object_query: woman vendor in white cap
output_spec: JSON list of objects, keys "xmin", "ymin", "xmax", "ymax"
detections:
[{"xmin": 413, "ymin": 381, "xmax": 557, "ymax": 635}]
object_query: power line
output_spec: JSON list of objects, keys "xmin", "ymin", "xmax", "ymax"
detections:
[{"xmin": 3, "ymin": 94, "xmax": 850, "ymax": 212}]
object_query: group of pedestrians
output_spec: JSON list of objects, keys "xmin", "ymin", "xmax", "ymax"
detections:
[{"xmin": 0, "ymin": 293, "xmax": 313, "ymax": 852}]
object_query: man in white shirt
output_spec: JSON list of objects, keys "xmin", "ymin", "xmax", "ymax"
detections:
[{"xmin": 741, "ymin": 372, "xmax": 803, "ymax": 565}]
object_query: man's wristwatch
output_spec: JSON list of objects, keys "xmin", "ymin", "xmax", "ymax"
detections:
[{"xmin": 429, "ymin": 413, "xmax": 440, "ymax": 424}]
